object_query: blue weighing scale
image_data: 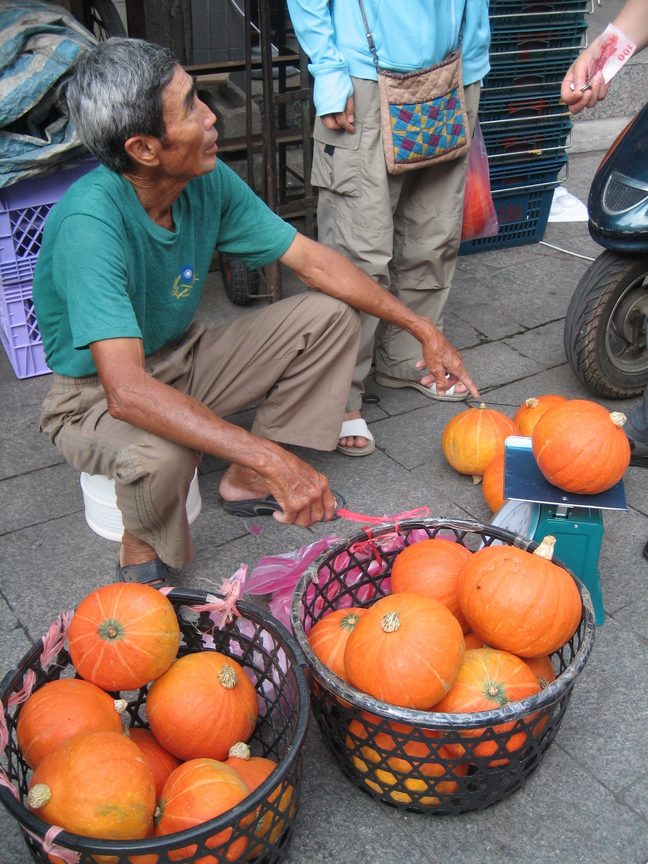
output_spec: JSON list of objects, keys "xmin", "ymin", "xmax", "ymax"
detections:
[{"xmin": 490, "ymin": 436, "xmax": 627, "ymax": 626}]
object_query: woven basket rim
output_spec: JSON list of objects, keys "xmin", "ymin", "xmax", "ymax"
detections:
[
  {"xmin": 290, "ymin": 516, "xmax": 596, "ymax": 728},
  {"xmin": 0, "ymin": 588, "xmax": 310, "ymax": 856}
]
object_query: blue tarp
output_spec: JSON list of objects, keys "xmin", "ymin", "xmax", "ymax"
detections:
[{"xmin": 0, "ymin": 1, "xmax": 96, "ymax": 188}]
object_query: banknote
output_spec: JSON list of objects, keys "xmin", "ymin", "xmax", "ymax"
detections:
[{"xmin": 583, "ymin": 23, "xmax": 637, "ymax": 88}]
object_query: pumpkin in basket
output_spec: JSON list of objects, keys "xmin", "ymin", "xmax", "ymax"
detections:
[
  {"xmin": 127, "ymin": 726, "xmax": 181, "ymax": 799},
  {"xmin": 524, "ymin": 654, "xmax": 556, "ymax": 689},
  {"xmin": 458, "ymin": 536, "xmax": 582, "ymax": 657},
  {"xmin": 16, "ymin": 677, "xmax": 126, "ymax": 769},
  {"xmin": 514, "ymin": 394, "xmax": 568, "ymax": 436},
  {"xmin": 346, "ymin": 712, "xmax": 467, "ymax": 806},
  {"xmin": 432, "ymin": 647, "xmax": 541, "ymax": 765},
  {"xmin": 442, "ymin": 403, "xmax": 518, "ymax": 478},
  {"xmin": 68, "ymin": 582, "xmax": 181, "ymax": 691},
  {"xmin": 155, "ymin": 758, "xmax": 251, "ymax": 862},
  {"xmin": 307, "ymin": 607, "xmax": 367, "ymax": 681},
  {"xmin": 226, "ymin": 741, "xmax": 295, "ymax": 852},
  {"xmin": 390, "ymin": 538, "xmax": 472, "ymax": 632},
  {"xmin": 344, "ymin": 593, "xmax": 465, "ymax": 710},
  {"xmin": 27, "ymin": 730, "xmax": 156, "ymax": 843},
  {"xmin": 532, "ymin": 398, "xmax": 630, "ymax": 494},
  {"xmin": 146, "ymin": 651, "xmax": 258, "ymax": 761}
]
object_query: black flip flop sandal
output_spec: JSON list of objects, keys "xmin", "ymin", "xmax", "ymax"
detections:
[
  {"xmin": 221, "ymin": 492, "xmax": 346, "ymax": 519},
  {"xmin": 116, "ymin": 558, "xmax": 170, "ymax": 587}
]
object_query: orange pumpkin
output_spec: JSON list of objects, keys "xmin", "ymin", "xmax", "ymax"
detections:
[
  {"xmin": 463, "ymin": 631, "xmax": 486, "ymax": 649},
  {"xmin": 532, "ymin": 399, "xmax": 631, "ymax": 494},
  {"xmin": 346, "ymin": 712, "xmax": 467, "ymax": 806},
  {"xmin": 27, "ymin": 730, "xmax": 155, "ymax": 842},
  {"xmin": 458, "ymin": 535, "xmax": 582, "ymax": 657},
  {"xmin": 307, "ymin": 607, "xmax": 367, "ymax": 680},
  {"xmin": 442, "ymin": 403, "xmax": 519, "ymax": 477},
  {"xmin": 155, "ymin": 758, "xmax": 250, "ymax": 863},
  {"xmin": 390, "ymin": 538, "xmax": 472, "ymax": 632},
  {"xmin": 432, "ymin": 648, "xmax": 541, "ymax": 764},
  {"xmin": 481, "ymin": 452, "xmax": 506, "ymax": 513},
  {"xmin": 146, "ymin": 651, "xmax": 258, "ymax": 762},
  {"xmin": 226, "ymin": 742, "xmax": 295, "ymax": 850},
  {"xmin": 344, "ymin": 593, "xmax": 465, "ymax": 709},
  {"xmin": 523, "ymin": 655, "xmax": 556, "ymax": 689},
  {"xmin": 514, "ymin": 394, "xmax": 568, "ymax": 436},
  {"xmin": 128, "ymin": 727, "xmax": 181, "ymax": 800},
  {"xmin": 68, "ymin": 583, "xmax": 181, "ymax": 691},
  {"xmin": 16, "ymin": 678, "xmax": 125, "ymax": 769}
]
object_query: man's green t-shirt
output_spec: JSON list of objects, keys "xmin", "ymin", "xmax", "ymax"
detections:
[{"xmin": 33, "ymin": 160, "xmax": 297, "ymax": 377}]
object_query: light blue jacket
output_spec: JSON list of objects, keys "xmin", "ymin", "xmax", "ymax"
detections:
[{"xmin": 286, "ymin": 0, "xmax": 491, "ymax": 116}]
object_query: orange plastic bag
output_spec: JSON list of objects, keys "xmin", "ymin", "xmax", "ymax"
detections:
[{"xmin": 461, "ymin": 119, "xmax": 498, "ymax": 242}]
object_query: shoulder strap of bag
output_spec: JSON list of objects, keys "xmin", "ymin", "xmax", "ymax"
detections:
[{"xmin": 356, "ymin": 0, "xmax": 467, "ymax": 70}]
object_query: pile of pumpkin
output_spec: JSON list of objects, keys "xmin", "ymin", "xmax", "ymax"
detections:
[
  {"xmin": 307, "ymin": 529, "xmax": 584, "ymax": 805},
  {"xmin": 441, "ymin": 395, "xmax": 632, "ymax": 510},
  {"xmin": 16, "ymin": 582, "xmax": 294, "ymax": 861}
]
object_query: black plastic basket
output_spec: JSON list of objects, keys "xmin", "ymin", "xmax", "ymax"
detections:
[
  {"xmin": 0, "ymin": 588, "xmax": 310, "ymax": 863},
  {"xmin": 480, "ymin": 114, "xmax": 572, "ymax": 160},
  {"xmin": 490, "ymin": 18, "xmax": 588, "ymax": 52},
  {"xmin": 489, "ymin": 0, "xmax": 590, "ymax": 14},
  {"xmin": 290, "ymin": 519, "xmax": 595, "ymax": 814}
]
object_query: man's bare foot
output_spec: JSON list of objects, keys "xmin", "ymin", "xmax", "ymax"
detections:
[
  {"xmin": 219, "ymin": 464, "xmax": 272, "ymax": 503},
  {"xmin": 338, "ymin": 410, "xmax": 370, "ymax": 450},
  {"xmin": 120, "ymin": 529, "xmax": 157, "ymax": 567}
]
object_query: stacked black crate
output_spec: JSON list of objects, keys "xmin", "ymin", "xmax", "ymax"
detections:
[{"xmin": 460, "ymin": 0, "xmax": 591, "ymax": 254}]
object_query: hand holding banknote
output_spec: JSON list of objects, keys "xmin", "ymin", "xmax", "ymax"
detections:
[{"xmin": 561, "ymin": 23, "xmax": 637, "ymax": 115}]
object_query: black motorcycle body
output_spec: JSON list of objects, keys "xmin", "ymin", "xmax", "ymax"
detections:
[{"xmin": 564, "ymin": 101, "xmax": 648, "ymax": 398}]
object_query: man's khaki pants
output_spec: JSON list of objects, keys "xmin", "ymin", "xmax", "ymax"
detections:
[
  {"xmin": 40, "ymin": 292, "xmax": 360, "ymax": 569},
  {"xmin": 312, "ymin": 79, "xmax": 481, "ymax": 412}
]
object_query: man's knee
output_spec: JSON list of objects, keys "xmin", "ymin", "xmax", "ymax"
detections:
[{"xmin": 305, "ymin": 291, "xmax": 361, "ymax": 336}]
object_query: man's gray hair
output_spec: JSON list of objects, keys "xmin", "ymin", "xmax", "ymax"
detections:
[{"xmin": 66, "ymin": 38, "xmax": 178, "ymax": 173}]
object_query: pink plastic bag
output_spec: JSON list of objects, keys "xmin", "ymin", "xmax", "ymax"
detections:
[{"xmin": 461, "ymin": 119, "xmax": 498, "ymax": 242}]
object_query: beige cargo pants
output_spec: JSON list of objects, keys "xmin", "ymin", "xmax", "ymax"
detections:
[
  {"xmin": 312, "ymin": 78, "xmax": 481, "ymax": 412},
  {"xmin": 39, "ymin": 292, "xmax": 360, "ymax": 568}
]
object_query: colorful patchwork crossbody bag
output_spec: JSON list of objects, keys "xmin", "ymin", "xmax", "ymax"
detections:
[{"xmin": 357, "ymin": 0, "xmax": 470, "ymax": 174}]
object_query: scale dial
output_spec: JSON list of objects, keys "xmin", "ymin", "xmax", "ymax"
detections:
[{"xmin": 491, "ymin": 500, "xmax": 540, "ymax": 540}]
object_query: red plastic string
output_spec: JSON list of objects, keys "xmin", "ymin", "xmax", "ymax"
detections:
[
  {"xmin": 336, "ymin": 505, "xmax": 429, "ymax": 525},
  {"xmin": 7, "ymin": 669, "xmax": 36, "ymax": 709},
  {"xmin": 38, "ymin": 827, "xmax": 80, "ymax": 864}
]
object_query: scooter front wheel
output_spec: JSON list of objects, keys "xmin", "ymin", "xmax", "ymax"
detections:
[{"xmin": 564, "ymin": 249, "xmax": 648, "ymax": 399}]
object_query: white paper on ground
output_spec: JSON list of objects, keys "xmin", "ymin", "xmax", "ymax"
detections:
[{"xmin": 548, "ymin": 186, "xmax": 589, "ymax": 222}]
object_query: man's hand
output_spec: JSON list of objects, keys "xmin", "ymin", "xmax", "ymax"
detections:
[
  {"xmin": 319, "ymin": 95, "xmax": 356, "ymax": 133},
  {"xmin": 416, "ymin": 325, "xmax": 480, "ymax": 400},
  {"xmin": 258, "ymin": 450, "xmax": 339, "ymax": 526}
]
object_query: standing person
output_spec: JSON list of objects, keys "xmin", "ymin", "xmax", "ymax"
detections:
[
  {"xmin": 286, "ymin": 0, "xmax": 491, "ymax": 455},
  {"xmin": 33, "ymin": 38, "xmax": 479, "ymax": 586},
  {"xmin": 560, "ymin": 0, "xmax": 648, "ymax": 557}
]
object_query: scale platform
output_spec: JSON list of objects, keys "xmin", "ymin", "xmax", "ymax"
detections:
[{"xmin": 492, "ymin": 436, "xmax": 627, "ymax": 626}]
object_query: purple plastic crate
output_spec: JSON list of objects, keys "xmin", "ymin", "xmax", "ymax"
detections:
[
  {"xmin": 0, "ymin": 157, "xmax": 97, "ymax": 378},
  {"xmin": 0, "ymin": 279, "xmax": 49, "ymax": 379},
  {"xmin": 0, "ymin": 156, "xmax": 97, "ymax": 288}
]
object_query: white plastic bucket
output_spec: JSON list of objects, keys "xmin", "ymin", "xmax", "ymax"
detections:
[{"xmin": 79, "ymin": 470, "xmax": 202, "ymax": 542}]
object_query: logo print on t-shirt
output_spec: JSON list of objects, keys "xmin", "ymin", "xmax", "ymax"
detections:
[{"xmin": 171, "ymin": 265, "xmax": 198, "ymax": 299}]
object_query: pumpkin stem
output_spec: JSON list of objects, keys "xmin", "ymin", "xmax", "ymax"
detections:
[
  {"xmin": 381, "ymin": 611, "xmax": 401, "ymax": 633},
  {"xmin": 526, "ymin": 397, "xmax": 540, "ymax": 408},
  {"xmin": 218, "ymin": 663, "xmax": 239, "ymax": 689},
  {"xmin": 113, "ymin": 698, "xmax": 128, "ymax": 714},
  {"xmin": 341, "ymin": 612, "xmax": 361, "ymax": 631},
  {"xmin": 479, "ymin": 402, "xmax": 486, "ymax": 409},
  {"xmin": 610, "ymin": 411, "xmax": 627, "ymax": 428},
  {"xmin": 27, "ymin": 783, "xmax": 51, "ymax": 809},
  {"xmin": 228, "ymin": 741, "xmax": 251, "ymax": 760},
  {"xmin": 534, "ymin": 535, "xmax": 556, "ymax": 561},
  {"xmin": 472, "ymin": 475, "xmax": 482, "ymax": 485}
]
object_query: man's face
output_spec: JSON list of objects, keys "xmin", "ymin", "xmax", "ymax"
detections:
[{"xmin": 157, "ymin": 65, "xmax": 218, "ymax": 179}]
